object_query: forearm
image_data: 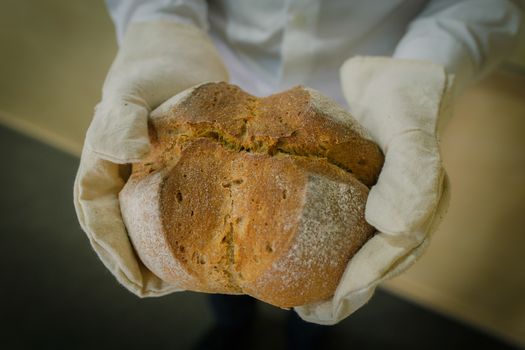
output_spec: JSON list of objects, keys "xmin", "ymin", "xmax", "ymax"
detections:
[
  {"xmin": 105, "ymin": 0, "xmax": 209, "ymax": 45},
  {"xmin": 393, "ymin": 0, "xmax": 522, "ymax": 92}
]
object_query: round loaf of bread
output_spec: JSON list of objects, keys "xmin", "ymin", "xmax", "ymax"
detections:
[{"xmin": 119, "ymin": 82, "xmax": 384, "ymax": 308}]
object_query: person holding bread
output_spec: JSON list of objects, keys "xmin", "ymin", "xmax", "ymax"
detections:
[{"xmin": 74, "ymin": 0, "xmax": 522, "ymax": 349}]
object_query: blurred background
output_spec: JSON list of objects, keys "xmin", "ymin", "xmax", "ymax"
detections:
[{"xmin": 0, "ymin": 0, "xmax": 524, "ymax": 349}]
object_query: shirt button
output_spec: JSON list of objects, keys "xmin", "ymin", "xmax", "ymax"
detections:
[{"xmin": 292, "ymin": 13, "xmax": 306, "ymax": 27}]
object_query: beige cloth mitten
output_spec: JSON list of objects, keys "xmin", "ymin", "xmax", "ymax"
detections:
[
  {"xmin": 73, "ymin": 21, "xmax": 228, "ymax": 296},
  {"xmin": 296, "ymin": 56, "xmax": 454, "ymax": 324}
]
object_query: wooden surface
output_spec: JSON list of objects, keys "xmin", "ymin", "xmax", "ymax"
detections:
[
  {"xmin": 0, "ymin": 0, "xmax": 116, "ymax": 155},
  {"xmin": 1, "ymin": 0, "xmax": 524, "ymax": 346}
]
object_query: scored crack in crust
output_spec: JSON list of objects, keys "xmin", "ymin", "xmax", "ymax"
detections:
[{"xmin": 119, "ymin": 82, "xmax": 384, "ymax": 307}]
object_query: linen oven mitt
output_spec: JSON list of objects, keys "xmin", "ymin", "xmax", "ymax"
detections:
[
  {"xmin": 73, "ymin": 20, "xmax": 228, "ymax": 296},
  {"xmin": 296, "ymin": 56, "xmax": 454, "ymax": 324}
]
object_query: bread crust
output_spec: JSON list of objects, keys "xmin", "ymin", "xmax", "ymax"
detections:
[{"xmin": 119, "ymin": 82, "xmax": 383, "ymax": 307}]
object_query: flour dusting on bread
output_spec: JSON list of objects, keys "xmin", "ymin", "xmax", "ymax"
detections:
[{"xmin": 119, "ymin": 170, "xmax": 196, "ymax": 289}]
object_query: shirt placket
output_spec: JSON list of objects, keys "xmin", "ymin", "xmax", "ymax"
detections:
[{"xmin": 279, "ymin": 0, "xmax": 320, "ymax": 89}]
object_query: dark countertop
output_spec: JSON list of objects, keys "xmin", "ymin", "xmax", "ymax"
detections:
[{"xmin": 0, "ymin": 125, "xmax": 517, "ymax": 350}]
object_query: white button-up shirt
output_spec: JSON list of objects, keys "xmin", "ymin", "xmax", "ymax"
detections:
[{"xmin": 106, "ymin": 0, "xmax": 521, "ymax": 105}]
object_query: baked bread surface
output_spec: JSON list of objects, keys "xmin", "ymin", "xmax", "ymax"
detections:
[{"xmin": 119, "ymin": 82, "xmax": 384, "ymax": 307}]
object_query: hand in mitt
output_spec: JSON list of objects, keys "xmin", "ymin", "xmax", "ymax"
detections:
[
  {"xmin": 295, "ymin": 56, "xmax": 454, "ymax": 324},
  {"xmin": 73, "ymin": 21, "xmax": 228, "ymax": 296}
]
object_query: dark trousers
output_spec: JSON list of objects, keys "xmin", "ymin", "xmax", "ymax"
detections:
[{"xmin": 208, "ymin": 294, "xmax": 330, "ymax": 349}]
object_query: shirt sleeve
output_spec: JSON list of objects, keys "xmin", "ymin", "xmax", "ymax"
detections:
[
  {"xmin": 105, "ymin": 0, "xmax": 209, "ymax": 46},
  {"xmin": 393, "ymin": 0, "xmax": 523, "ymax": 91}
]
